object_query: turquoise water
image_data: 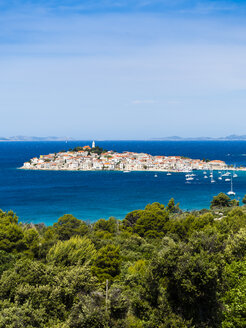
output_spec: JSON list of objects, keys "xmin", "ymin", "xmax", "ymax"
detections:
[{"xmin": 0, "ymin": 141, "xmax": 246, "ymax": 224}]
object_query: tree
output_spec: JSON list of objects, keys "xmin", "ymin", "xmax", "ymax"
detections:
[
  {"xmin": 225, "ymin": 228, "xmax": 246, "ymax": 261},
  {"xmin": 93, "ymin": 217, "xmax": 117, "ymax": 234},
  {"xmin": 0, "ymin": 210, "xmax": 18, "ymax": 225},
  {"xmin": 242, "ymin": 194, "xmax": 246, "ymax": 204},
  {"xmin": 211, "ymin": 193, "xmax": 232, "ymax": 208},
  {"xmin": 91, "ymin": 244, "xmax": 121, "ymax": 281},
  {"xmin": 221, "ymin": 261, "xmax": 246, "ymax": 328},
  {"xmin": 66, "ymin": 294, "xmax": 107, "ymax": 328},
  {"xmin": 147, "ymin": 232, "xmax": 225, "ymax": 327},
  {"xmin": 53, "ymin": 214, "xmax": 88, "ymax": 240},
  {"xmin": 23, "ymin": 228, "xmax": 40, "ymax": 258},
  {"xmin": 47, "ymin": 236, "xmax": 96, "ymax": 266},
  {"xmin": 123, "ymin": 203, "xmax": 169, "ymax": 238},
  {"xmin": 0, "ymin": 250, "xmax": 15, "ymax": 275},
  {"xmin": 0, "ymin": 223, "xmax": 26, "ymax": 253},
  {"xmin": 0, "ymin": 303, "xmax": 46, "ymax": 328},
  {"xmin": 167, "ymin": 198, "xmax": 181, "ymax": 213}
]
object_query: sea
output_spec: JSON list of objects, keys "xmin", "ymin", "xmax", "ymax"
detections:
[{"xmin": 0, "ymin": 140, "xmax": 246, "ymax": 225}]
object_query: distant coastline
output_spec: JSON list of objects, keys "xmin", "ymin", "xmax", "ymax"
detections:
[
  {"xmin": 2, "ymin": 134, "xmax": 246, "ymax": 142},
  {"xmin": 0, "ymin": 136, "xmax": 73, "ymax": 142},
  {"xmin": 152, "ymin": 134, "xmax": 246, "ymax": 141}
]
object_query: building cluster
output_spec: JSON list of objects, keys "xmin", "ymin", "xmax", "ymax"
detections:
[{"xmin": 21, "ymin": 143, "xmax": 228, "ymax": 172}]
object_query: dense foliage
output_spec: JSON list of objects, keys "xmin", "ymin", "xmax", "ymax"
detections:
[
  {"xmin": 0, "ymin": 193, "xmax": 245, "ymax": 327},
  {"xmin": 71, "ymin": 146, "xmax": 107, "ymax": 155}
]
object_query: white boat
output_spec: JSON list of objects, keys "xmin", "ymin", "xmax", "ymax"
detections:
[
  {"xmin": 227, "ymin": 178, "xmax": 236, "ymax": 196},
  {"xmin": 233, "ymin": 173, "xmax": 238, "ymax": 178},
  {"xmin": 211, "ymin": 176, "xmax": 215, "ymax": 183},
  {"xmin": 203, "ymin": 171, "xmax": 207, "ymax": 174},
  {"xmin": 225, "ymin": 178, "xmax": 230, "ymax": 182},
  {"xmin": 218, "ymin": 176, "xmax": 222, "ymax": 180},
  {"xmin": 167, "ymin": 172, "xmax": 172, "ymax": 176},
  {"xmin": 154, "ymin": 174, "xmax": 158, "ymax": 178},
  {"xmin": 204, "ymin": 175, "xmax": 208, "ymax": 179},
  {"xmin": 123, "ymin": 170, "xmax": 131, "ymax": 173},
  {"xmin": 186, "ymin": 177, "xmax": 194, "ymax": 181}
]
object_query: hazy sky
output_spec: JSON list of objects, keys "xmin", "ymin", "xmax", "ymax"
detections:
[{"xmin": 1, "ymin": 0, "xmax": 246, "ymax": 139}]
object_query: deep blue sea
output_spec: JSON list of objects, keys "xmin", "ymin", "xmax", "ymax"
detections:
[{"xmin": 0, "ymin": 140, "xmax": 246, "ymax": 225}]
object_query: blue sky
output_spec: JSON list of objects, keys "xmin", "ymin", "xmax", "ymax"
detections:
[{"xmin": 1, "ymin": 0, "xmax": 246, "ymax": 139}]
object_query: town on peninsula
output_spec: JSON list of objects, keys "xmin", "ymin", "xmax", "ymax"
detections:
[{"xmin": 21, "ymin": 142, "xmax": 244, "ymax": 172}]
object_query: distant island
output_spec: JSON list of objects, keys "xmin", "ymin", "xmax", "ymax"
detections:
[
  {"xmin": 153, "ymin": 134, "xmax": 246, "ymax": 141},
  {"xmin": 20, "ymin": 141, "xmax": 244, "ymax": 173},
  {"xmin": 0, "ymin": 136, "xmax": 74, "ymax": 141}
]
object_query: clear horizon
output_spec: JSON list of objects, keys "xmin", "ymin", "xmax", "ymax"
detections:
[{"xmin": 1, "ymin": 1, "xmax": 246, "ymax": 139}]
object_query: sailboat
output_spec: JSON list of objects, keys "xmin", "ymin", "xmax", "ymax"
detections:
[
  {"xmin": 233, "ymin": 168, "xmax": 238, "ymax": 178},
  {"xmin": 210, "ymin": 170, "xmax": 215, "ymax": 183},
  {"xmin": 227, "ymin": 178, "xmax": 236, "ymax": 196}
]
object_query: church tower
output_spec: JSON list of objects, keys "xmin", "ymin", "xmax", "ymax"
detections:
[{"xmin": 92, "ymin": 140, "xmax": 95, "ymax": 148}]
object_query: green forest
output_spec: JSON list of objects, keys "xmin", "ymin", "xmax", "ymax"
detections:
[{"xmin": 0, "ymin": 193, "xmax": 245, "ymax": 328}]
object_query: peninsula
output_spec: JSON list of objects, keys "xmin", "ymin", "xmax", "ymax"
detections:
[{"xmin": 20, "ymin": 142, "xmax": 241, "ymax": 172}]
